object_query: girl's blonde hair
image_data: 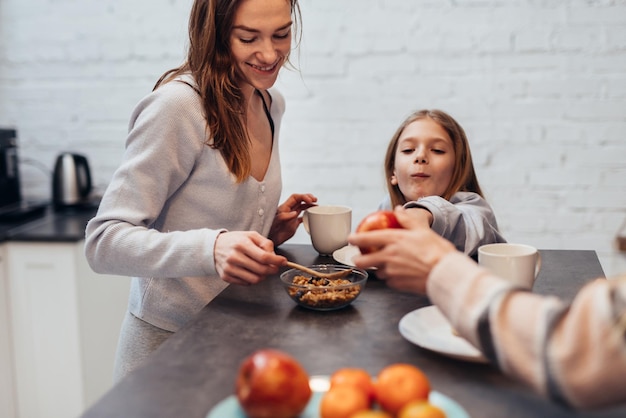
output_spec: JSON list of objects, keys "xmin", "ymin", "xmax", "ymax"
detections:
[{"xmin": 384, "ymin": 109, "xmax": 483, "ymax": 207}]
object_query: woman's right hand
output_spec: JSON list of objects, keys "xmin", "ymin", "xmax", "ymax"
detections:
[{"xmin": 213, "ymin": 231, "xmax": 286, "ymax": 286}]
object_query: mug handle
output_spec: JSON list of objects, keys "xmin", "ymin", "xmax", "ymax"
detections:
[
  {"xmin": 534, "ymin": 253, "xmax": 542, "ymax": 278},
  {"xmin": 302, "ymin": 211, "xmax": 311, "ymax": 235}
]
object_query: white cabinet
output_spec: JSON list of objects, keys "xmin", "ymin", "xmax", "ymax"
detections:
[
  {"xmin": 5, "ymin": 241, "xmax": 130, "ymax": 418},
  {"xmin": 0, "ymin": 244, "xmax": 18, "ymax": 418}
]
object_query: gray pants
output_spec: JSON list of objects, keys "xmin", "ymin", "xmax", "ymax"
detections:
[{"xmin": 113, "ymin": 311, "xmax": 173, "ymax": 382}]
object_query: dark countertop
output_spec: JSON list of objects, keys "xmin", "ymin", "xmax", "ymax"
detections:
[
  {"xmin": 81, "ymin": 245, "xmax": 626, "ymax": 418},
  {"xmin": 0, "ymin": 203, "xmax": 98, "ymax": 243}
]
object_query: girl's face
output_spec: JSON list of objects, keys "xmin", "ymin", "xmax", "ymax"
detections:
[
  {"xmin": 230, "ymin": 0, "xmax": 292, "ymax": 92},
  {"xmin": 391, "ymin": 118, "xmax": 456, "ymax": 201}
]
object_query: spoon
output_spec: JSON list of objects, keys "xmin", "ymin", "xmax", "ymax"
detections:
[{"xmin": 286, "ymin": 261, "xmax": 354, "ymax": 280}]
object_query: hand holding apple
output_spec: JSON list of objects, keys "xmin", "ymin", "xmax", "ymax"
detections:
[
  {"xmin": 236, "ymin": 349, "xmax": 312, "ymax": 418},
  {"xmin": 354, "ymin": 210, "xmax": 404, "ymax": 254}
]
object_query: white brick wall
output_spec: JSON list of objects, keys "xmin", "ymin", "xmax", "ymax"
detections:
[{"xmin": 1, "ymin": 0, "xmax": 625, "ymax": 275}]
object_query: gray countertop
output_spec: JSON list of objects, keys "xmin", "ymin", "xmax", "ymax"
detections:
[
  {"xmin": 0, "ymin": 204, "xmax": 98, "ymax": 243},
  {"xmin": 80, "ymin": 244, "xmax": 626, "ymax": 418}
]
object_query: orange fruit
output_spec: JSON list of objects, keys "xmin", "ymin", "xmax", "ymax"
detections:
[
  {"xmin": 320, "ymin": 385, "xmax": 370, "ymax": 418},
  {"xmin": 330, "ymin": 368, "xmax": 376, "ymax": 405},
  {"xmin": 374, "ymin": 363, "xmax": 430, "ymax": 415},
  {"xmin": 398, "ymin": 400, "xmax": 446, "ymax": 418},
  {"xmin": 350, "ymin": 411, "xmax": 394, "ymax": 418}
]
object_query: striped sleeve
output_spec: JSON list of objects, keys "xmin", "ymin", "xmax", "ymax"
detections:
[{"xmin": 427, "ymin": 252, "xmax": 626, "ymax": 409}]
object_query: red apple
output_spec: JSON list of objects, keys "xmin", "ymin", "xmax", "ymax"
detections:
[
  {"xmin": 355, "ymin": 210, "xmax": 403, "ymax": 254},
  {"xmin": 236, "ymin": 349, "xmax": 312, "ymax": 418}
]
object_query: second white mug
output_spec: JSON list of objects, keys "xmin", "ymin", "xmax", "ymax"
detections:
[
  {"xmin": 303, "ymin": 205, "xmax": 352, "ymax": 255},
  {"xmin": 478, "ymin": 243, "xmax": 542, "ymax": 289}
]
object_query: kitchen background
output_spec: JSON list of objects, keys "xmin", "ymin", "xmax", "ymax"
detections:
[{"xmin": 1, "ymin": 0, "xmax": 625, "ymax": 276}]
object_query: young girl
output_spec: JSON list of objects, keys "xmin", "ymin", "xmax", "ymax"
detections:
[
  {"xmin": 84, "ymin": 0, "xmax": 316, "ymax": 380},
  {"xmin": 379, "ymin": 109, "xmax": 505, "ymax": 256}
]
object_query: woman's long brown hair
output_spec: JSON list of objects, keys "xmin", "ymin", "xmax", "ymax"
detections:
[
  {"xmin": 384, "ymin": 109, "xmax": 484, "ymax": 207},
  {"xmin": 154, "ymin": 0, "xmax": 302, "ymax": 182}
]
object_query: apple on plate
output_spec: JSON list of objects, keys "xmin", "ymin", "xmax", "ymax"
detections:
[
  {"xmin": 236, "ymin": 349, "xmax": 312, "ymax": 418},
  {"xmin": 355, "ymin": 210, "xmax": 404, "ymax": 254}
]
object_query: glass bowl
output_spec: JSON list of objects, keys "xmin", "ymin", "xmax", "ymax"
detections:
[{"xmin": 279, "ymin": 264, "xmax": 368, "ymax": 311}]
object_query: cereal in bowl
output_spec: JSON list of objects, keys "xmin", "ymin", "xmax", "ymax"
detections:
[{"xmin": 288, "ymin": 275, "xmax": 361, "ymax": 309}]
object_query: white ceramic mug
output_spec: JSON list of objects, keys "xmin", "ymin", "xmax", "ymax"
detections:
[
  {"xmin": 478, "ymin": 243, "xmax": 542, "ymax": 289},
  {"xmin": 303, "ymin": 205, "xmax": 352, "ymax": 255}
]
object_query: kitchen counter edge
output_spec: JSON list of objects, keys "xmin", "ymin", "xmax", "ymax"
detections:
[{"xmin": 0, "ymin": 205, "xmax": 97, "ymax": 243}]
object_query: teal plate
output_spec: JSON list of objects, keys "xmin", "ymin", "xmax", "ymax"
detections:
[{"xmin": 207, "ymin": 376, "xmax": 470, "ymax": 418}]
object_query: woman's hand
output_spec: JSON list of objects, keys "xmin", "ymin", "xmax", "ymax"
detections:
[
  {"xmin": 268, "ymin": 193, "xmax": 318, "ymax": 246},
  {"xmin": 214, "ymin": 231, "xmax": 286, "ymax": 286},
  {"xmin": 349, "ymin": 207, "xmax": 455, "ymax": 294}
]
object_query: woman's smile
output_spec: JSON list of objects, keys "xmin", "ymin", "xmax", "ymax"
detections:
[{"xmin": 247, "ymin": 58, "xmax": 282, "ymax": 74}]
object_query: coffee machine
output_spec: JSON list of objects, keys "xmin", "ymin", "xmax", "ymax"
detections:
[
  {"xmin": 0, "ymin": 128, "xmax": 20, "ymax": 208},
  {"xmin": 0, "ymin": 128, "xmax": 48, "ymax": 220}
]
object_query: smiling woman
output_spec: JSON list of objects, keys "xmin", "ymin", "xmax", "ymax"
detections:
[
  {"xmin": 230, "ymin": 1, "xmax": 294, "ymax": 90},
  {"xmin": 84, "ymin": 0, "xmax": 317, "ymax": 382}
]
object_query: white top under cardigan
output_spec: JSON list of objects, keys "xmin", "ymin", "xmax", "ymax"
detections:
[{"xmin": 85, "ymin": 75, "xmax": 285, "ymax": 332}]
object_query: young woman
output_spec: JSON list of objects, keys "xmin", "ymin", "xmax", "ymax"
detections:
[
  {"xmin": 379, "ymin": 109, "xmax": 505, "ymax": 256},
  {"xmin": 84, "ymin": 0, "xmax": 316, "ymax": 380}
]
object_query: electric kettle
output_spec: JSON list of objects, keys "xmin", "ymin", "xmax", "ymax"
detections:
[{"xmin": 52, "ymin": 152, "xmax": 93, "ymax": 208}]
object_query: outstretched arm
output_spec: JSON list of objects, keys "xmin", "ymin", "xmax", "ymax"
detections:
[
  {"xmin": 350, "ymin": 207, "xmax": 626, "ymax": 409},
  {"xmin": 429, "ymin": 253, "xmax": 626, "ymax": 409},
  {"xmin": 404, "ymin": 192, "xmax": 506, "ymax": 256}
]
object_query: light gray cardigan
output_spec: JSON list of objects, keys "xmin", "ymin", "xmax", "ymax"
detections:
[{"xmin": 85, "ymin": 77, "xmax": 285, "ymax": 331}]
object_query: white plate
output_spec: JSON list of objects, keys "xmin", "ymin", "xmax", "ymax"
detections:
[
  {"xmin": 332, "ymin": 244, "xmax": 361, "ymax": 267},
  {"xmin": 206, "ymin": 376, "xmax": 470, "ymax": 418},
  {"xmin": 399, "ymin": 306, "xmax": 488, "ymax": 363}
]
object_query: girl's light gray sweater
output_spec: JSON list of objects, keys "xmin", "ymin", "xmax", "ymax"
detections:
[
  {"xmin": 85, "ymin": 77, "xmax": 285, "ymax": 332},
  {"xmin": 379, "ymin": 191, "xmax": 506, "ymax": 257}
]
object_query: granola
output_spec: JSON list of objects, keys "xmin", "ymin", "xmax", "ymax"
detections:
[{"xmin": 287, "ymin": 275, "xmax": 362, "ymax": 309}]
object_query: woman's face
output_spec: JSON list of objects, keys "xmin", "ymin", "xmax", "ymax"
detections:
[
  {"xmin": 230, "ymin": 0, "xmax": 292, "ymax": 92},
  {"xmin": 391, "ymin": 118, "xmax": 456, "ymax": 201}
]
